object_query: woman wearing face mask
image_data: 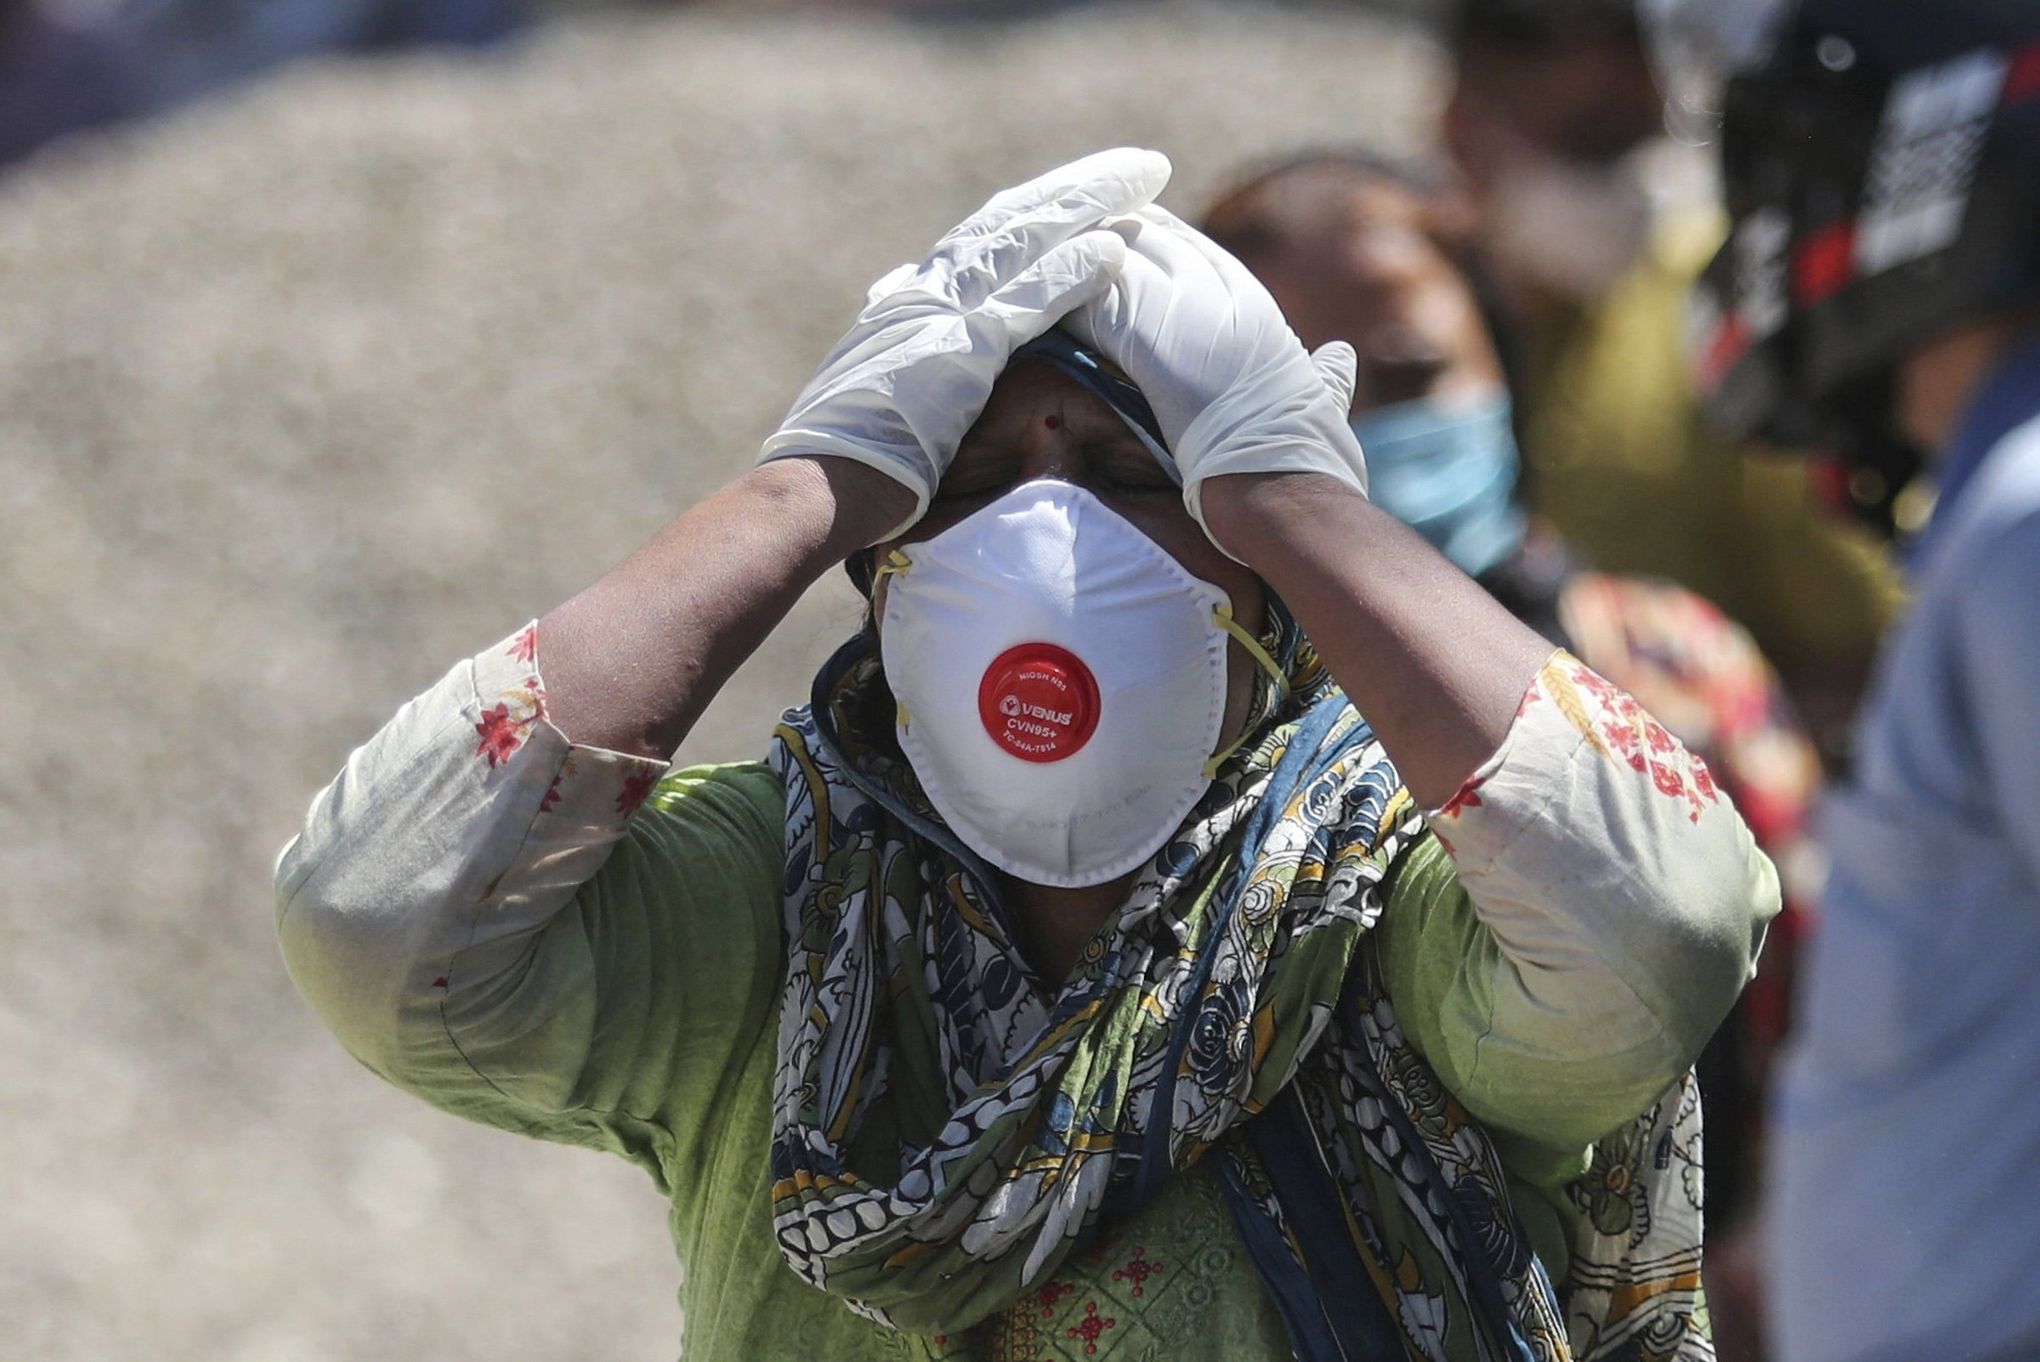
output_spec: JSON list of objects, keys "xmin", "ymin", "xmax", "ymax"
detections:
[{"xmin": 278, "ymin": 150, "xmax": 1773, "ymax": 1362}]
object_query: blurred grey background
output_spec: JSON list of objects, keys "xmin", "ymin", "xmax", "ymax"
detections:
[{"xmin": 0, "ymin": 3, "xmax": 1440, "ymax": 1358}]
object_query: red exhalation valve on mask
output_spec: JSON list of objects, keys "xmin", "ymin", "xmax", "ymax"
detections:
[{"xmin": 977, "ymin": 643, "xmax": 1102, "ymax": 763}]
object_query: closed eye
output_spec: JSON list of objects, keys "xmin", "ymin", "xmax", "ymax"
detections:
[{"xmin": 1089, "ymin": 442, "xmax": 1176, "ymax": 492}]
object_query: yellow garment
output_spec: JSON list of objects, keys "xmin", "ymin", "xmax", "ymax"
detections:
[{"xmin": 1514, "ymin": 213, "xmax": 1904, "ymax": 681}]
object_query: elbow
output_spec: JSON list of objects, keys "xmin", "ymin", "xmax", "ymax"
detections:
[
  {"xmin": 275, "ymin": 838, "xmax": 394, "ymax": 1074},
  {"xmin": 1631, "ymin": 828, "xmax": 1783, "ymax": 1063},
  {"xmin": 273, "ymin": 823, "xmax": 457, "ymax": 1079},
  {"xmin": 1457, "ymin": 841, "xmax": 1781, "ymax": 1149}
]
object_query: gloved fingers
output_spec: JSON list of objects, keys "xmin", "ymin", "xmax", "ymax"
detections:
[
  {"xmin": 970, "ymin": 229, "xmax": 1129, "ymax": 350},
  {"xmin": 1054, "ymin": 242, "xmax": 1163, "ymax": 367},
  {"xmin": 1126, "ymin": 206, "xmax": 1297, "ymax": 342},
  {"xmin": 1126, "ymin": 204, "xmax": 1260, "ymax": 284},
  {"xmin": 952, "ymin": 148, "xmax": 1172, "ymax": 246},
  {"xmin": 860, "ymin": 159, "xmax": 1163, "ymax": 323},
  {"xmin": 1057, "ymin": 240, "xmax": 1226, "ymax": 450},
  {"xmin": 862, "ymin": 261, "xmax": 921, "ymax": 311},
  {"xmin": 932, "ymin": 149, "xmax": 1171, "ymax": 308},
  {"xmin": 1111, "ymin": 206, "xmax": 1233, "ymax": 292},
  {"xmin": 1310, "ymin": 341, "xmax": 1360, "ymax": 415}
]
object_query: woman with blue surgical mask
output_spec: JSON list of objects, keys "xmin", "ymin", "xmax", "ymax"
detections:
[{"xmin": 277, "ymin": 150, "xmax": 1775, "ymax": 1362}]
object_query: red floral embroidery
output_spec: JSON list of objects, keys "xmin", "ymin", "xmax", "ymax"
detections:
[
  {"xmin": 540, "ymin": 772, "xmax": 563, "ymax": 813},
  {"xmin": 507, "ymin": 625, "xmax": 538, "ymax": 665},
  {"xmin": 1572, "ymin": 665, "xmax": 1617, "ymax": 699},
  {"xmin": 1034, "ymin": 1279, "xmax": 1076, "ymax": 1317},
  {"xmin": 1546, "ymin": 656, "xmax": 1725, "ymax": 823},
  {"xmin": 474, "ymin": 673, "xmax": 545, "ymax": 769},
  {"xmin": 1437, "ymin": 774, "xmax": 1486, "ymax": 820},
  {"xmin": 1111, "ymin": 1246, "xmax": 1164, "ymax": 1297},
  {"xmin": 1066, "ymin": 1302, "xmax": 1117, "ymax": 1354},
  {"xmin": 1602, "ymin": 720, "xmax": 1639, "ymax": 755},
  {"xmin": 475, "ymin": 703, "xmax": 525, "ymax": 767},
  {"xmin": 617, "ymin": 769, "xmax": 659, "ymax": 818},
  {"xmin": 1650, "ymin": 759, "xmax": 1687, "ymax": 798}
]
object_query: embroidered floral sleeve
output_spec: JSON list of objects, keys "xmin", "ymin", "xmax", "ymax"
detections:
[
  {"xmin": 1393, "ymin": 649, "xmax": 1780, "ymax": 1148},
  {"xmin": 275, "ymin": 624, "xmax": 682, "ymax": 1106}
]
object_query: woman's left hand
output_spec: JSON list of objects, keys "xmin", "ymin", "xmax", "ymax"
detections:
[
  {"xmin": 1063, "ymin": 206, "xmax": 1370, "ymax": 552},
  {"xmin": 1074, "ymin": 207, "xmax": 1554, "ymax": 809}
]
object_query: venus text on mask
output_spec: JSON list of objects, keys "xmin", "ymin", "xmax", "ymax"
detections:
[{"xmin": 999, "ymin": 694, "xmax": 1074, "ymax": 727}]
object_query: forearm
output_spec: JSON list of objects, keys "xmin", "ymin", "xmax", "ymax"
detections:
[
  {"xmin": 1201, "ymin": 470, "xmax": 1553, "ymax": 808},
  {"xmin": 540, "ymin": 457, "xmax": 913, "ymax": 759}
]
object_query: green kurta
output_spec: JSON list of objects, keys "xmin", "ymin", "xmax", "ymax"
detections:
[{"xmin": 279, "ymin": 634, "xmax": 1771, "ymax": 1360}]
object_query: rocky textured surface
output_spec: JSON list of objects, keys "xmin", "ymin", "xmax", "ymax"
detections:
[{"xmin": 0, "ymin": 6, "xmax": 1434, "ymax": 1358}]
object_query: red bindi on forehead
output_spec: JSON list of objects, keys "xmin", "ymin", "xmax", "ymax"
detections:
[{"xmin": 1044, "ymin": 414, "xmax": 1062, "ymax": 431}]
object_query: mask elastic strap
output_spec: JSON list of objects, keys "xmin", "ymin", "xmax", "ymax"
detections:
[
  {"xmin": 1203, "ymin": 602, "xmax": 1291, "ymax": 778},
  {"xmin": 872, "ymin": 550, "xmax": 914, "ymax": 728}
]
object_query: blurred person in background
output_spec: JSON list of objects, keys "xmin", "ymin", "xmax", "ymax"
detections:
[
  {"xmin": 1203, "ymin": 148, "xmax": 1822, "ymax": 1361},
  {"xmin": 278, "ymin": 149, "xmax": 1777, "ymax": 1361},
  {"xmin": 0, "ymin": 1, "xmax": 143, "ymax": 166},
  {"xmin": 1440, "ymin": 0, "xmax": 1906, "ymax": 763},
  {"xmin": 0, "ymin": 0, "xmax": 519, "ymax": 173},
  {"xmin": 1654, "ymin": 1, "xmax": 2040, "ymax": 1360},
  {"xmin": 126, "ymin": 0, "xmax": 522, "ymax": 112}
]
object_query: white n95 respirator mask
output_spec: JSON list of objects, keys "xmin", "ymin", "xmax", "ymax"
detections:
[{"xmin": 876, "ymin": 478, "xmax": 1281, "ymax": 889}]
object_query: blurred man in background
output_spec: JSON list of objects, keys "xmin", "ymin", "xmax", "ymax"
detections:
[
  {"xmin": 1659, "ymin": 0, "xmax": 2040, "ymax": 1358},
  {"xmin": 1440, "ymin": 0, "xmax": 1905, "ymax": 762},
  {"xmin": 1205, "ymin": 150, "xmax": 1822, "ymax": 1359}
]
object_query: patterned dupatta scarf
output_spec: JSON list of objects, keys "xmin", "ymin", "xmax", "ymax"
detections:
[{"xmin": 764, "ymin": 613, "xmax": 1707, "ymax": 1361}]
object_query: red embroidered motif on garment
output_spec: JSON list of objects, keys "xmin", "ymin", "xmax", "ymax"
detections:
[
  {"xmin": 475, "ymin": 703, "xmax": 525, "ymax": 766},
  {"xmin": 507, "ymin": 625, "xmax": 538, "ymax": 665},
  {"xmin": 1066, "ymin": 1302, "xmax": 1116, "ymax": 1354},
  {"xmin": 1571, "ymin": 664, "xmax": 1617, "ymax": 699},
  {"xmin": 1111, "ymin": 1246, "xmax": 1164, "ymax": 1297},
  {"xmin": 1650, "ymin": 759, "xmax": 1687, "ymax": 798},
  {"xmin": 1034, "ymin": 1279, "xmax": 1075, "ymax": 1317},
  {"xmin": 1437, "ymin": 774, "xmax": 1486, "ymax": 820},
  {"xmin": 617, "ymin": 770, "xmax": 659, "ymax": 817}
]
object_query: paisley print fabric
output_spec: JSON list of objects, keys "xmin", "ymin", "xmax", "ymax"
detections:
[{"xmin": 764, "ymin": 617, "xmax": 1708, "ymax": 1361}]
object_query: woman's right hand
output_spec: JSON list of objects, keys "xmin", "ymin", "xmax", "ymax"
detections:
[{"xmin": 758, "ymin": 148, "xmax": 1172, "ymax": 543}]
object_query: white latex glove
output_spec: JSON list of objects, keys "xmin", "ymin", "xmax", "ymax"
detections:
[
  {"xmin": 759, "ymin": 149, "xmax": 1173, "ymax": 542},
  {"xmin": 1064, "ymin": 206, "xmax": 1368, "ymax": 546}
]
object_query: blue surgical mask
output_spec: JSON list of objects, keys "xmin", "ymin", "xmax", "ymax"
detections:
[{"xmin": 1350, "ymin": 391, "xmax": 1525, "ymax": 578}]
